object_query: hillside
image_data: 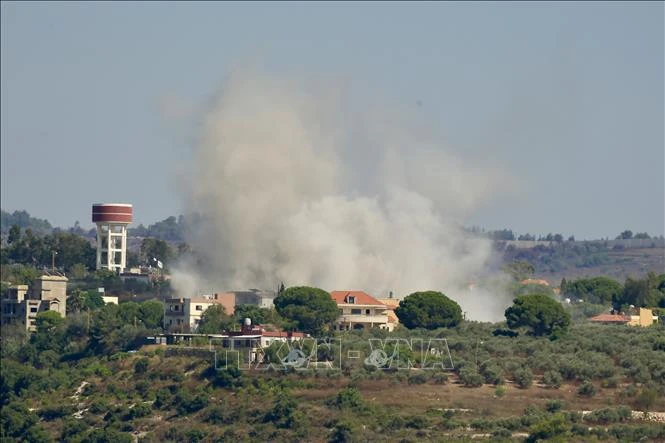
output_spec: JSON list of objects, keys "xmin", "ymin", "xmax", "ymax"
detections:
[{"xmin": 3, "ymin": 322, "xmax": 664, "ymax": 442}]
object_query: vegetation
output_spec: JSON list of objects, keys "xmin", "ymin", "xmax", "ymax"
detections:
[
  {"xmin": 395, "ymin": 291, "xmax": 463, "ymax": 329},
  {"xmin": 505, "ymin": 294, "xmax": 571, "ymax": 337},
  {"xmin": 273, "ymin": 286, "xmax": 339, "ymax": 335}
]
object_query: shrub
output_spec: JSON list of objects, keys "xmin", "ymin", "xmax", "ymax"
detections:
[
  {"xmin": 545, "ymin": 399, "xmax": 563, "ymax": 413},
  {"xmin": 133, "ymin": 358, "xmax": 149, "ymax": 374},
  {"xmin": 432, "ymin": 373, "xmax": 448, "ymax": 384},
  {"xmin": 513, "ymin": 368, "xmax": 533, "ymax": 389},
  {"xmin": 480, "ymin": 363, "xmax": 504, "ymax": 385},
  {"xmin": 542, "ymin": 370, "xmax": 562, "ymax": 389},
  {"xmin": 407, "ymin": 372, "xmax": 428, "ymax": 385},
  {"xmin": 327, "ymin": 387, "xmax": 367, "ymax": 412},
  {"xmin": 459, "ymin": 368, "xmax": 483, "ymax": 387},
  {"xmin": 495, "ymin": 386, "xmax": 506, "ymax": 398},
  {"xmin": 125, "ymin": 403, "xmax": 152, "ymax": 420},
  {"xmin": 635, "ymin": 388, "xmax": 658, "ymax": 412},
  {"xmin": 578, "ymin": 381, "xmax": 597, "ymax": 397}
]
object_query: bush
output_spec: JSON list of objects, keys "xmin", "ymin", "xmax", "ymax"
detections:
[
  {"xmin": 459, "ymin": 368, "xmax": 484, "ymax": 387},
  {"xmin": 545, "ymin": 399, "xmax": 563, "ymax": 413},
  {"xmin": 635, "ymin": 388, "xmax": 658, "ymax": 412},
  {"xmin": 495, "ymin": 386, "xmax": 506, "ymax": 398},
  {"xmin": 327, "ymin": 387, "xmax": 367, "ymax": 412},
  {"xmin": 578, "ymin": 381, "xmax": 597, "ymax": 397},
  {"xmin": 542, "ymin": 370, "xmax": 562, "ymax": 389},
  {"xmin": 133, "ymin": 358, "xmax": 149, "ymax": 374},
  {"xmin": 513, "ymin": 368, "xmax": 533, "ymax": 389},
  {"xmin": 407, "ymin": 372, "xmax": 428, "ymax": 385}
]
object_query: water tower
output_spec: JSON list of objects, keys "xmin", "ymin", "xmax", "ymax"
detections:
[{"xmin": 92, "ymin": 203, "xmax": 133, "ymax": 273}]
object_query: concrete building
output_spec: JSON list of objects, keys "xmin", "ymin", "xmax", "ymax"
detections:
[
  {"xmin": 1, "ymin": 274, "xmax": 68, "ymax": 331},
  {"xmin": 92, "ymin": 203, "xmax": 132, "ymax": 273},
  {"xmin": 215, "ymin": 289, "xmax": 278, "ymax": 311},
  {"xmin": 163, "ymin": 293, "xmax": 235, "ymax": 332},
  {"xmin": 331, "ymin": 290, "xmax": 393, "ymax": 331}
]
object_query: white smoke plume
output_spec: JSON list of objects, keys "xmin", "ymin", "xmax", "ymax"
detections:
[{"xmin": 173, "ymin": 69, "xmax": 512, "ymax": 321}]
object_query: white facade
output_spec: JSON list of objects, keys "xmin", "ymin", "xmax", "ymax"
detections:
[{"xmin": 96, "ymin": 223, "xmax": 129, "ymax": 273}]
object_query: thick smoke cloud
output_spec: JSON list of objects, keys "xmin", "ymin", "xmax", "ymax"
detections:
[{"xmin": 174, "ymin": 69, "xmax": 511, "ymax": 321}]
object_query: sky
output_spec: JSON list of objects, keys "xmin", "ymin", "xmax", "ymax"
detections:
[{"xmin": 1, "ymin": 1, "xmax": 663, "ymax": 240}]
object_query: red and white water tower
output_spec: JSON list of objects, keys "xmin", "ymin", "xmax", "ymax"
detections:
[{"xmin": 92, "ymin": 203, "xmax": 133, "ymax": 273}]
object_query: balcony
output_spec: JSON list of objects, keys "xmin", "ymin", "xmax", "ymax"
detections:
[{"xmin": 337, "ymin": 314, "xmax": 389, "ymax": 324}]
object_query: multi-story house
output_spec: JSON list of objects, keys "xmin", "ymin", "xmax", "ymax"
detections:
[
  {"xmin": 163, "ymin": 293, "xmax": 235, "ymax": 332},
  {"xmin": 330, "ymin": 290, "xmax": 393, "ymax": 331},
  {"xmin": 1, "ymin": 274, "xmax": 68, "ymax": 331}
]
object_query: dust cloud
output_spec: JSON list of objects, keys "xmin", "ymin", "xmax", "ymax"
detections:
[{"xmin": 173, "ymin": 69, "xmax": 511, "ymax": 321}]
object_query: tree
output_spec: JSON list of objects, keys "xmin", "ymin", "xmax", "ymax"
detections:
[
  {"xmin": 198, "ymin": 305, "xmax": 233, "ymax": 333},
  {"xmin": 617, "ymin": 230, "xmax": 633, "ymax": 240},
  {"xmin": 140, "ymin": 238, "xmax": 173, "ymax": 268},
  {"xmin": 503, "ymin": 260, "xmax": 535, "ymax": 282},
  {"xmin": 616, "ymin": 273, "xmax": 665, "ymax": 309},
  {"xmin": 395, "ymin": 291, "xmax": 462, "ymax": 329},
  {"xmin": 633, "ymin": 232, "xmax": 651, "ymax": 239},
  {"xmin": 234, "ymin": 304, "xmax": 277, "ymax": 326},
  {"xmin": 8, "ymin": 225, "xmax": 20, "ymax": 244},
  {"xmin": 139, "ymin": 300, "xmax": 164, "ymax": 330},
  {"xmin": 273, "ymin": 286, "xmax": 338, "ymax": 335},
  {"xmin": 504, "ymin": 294, "xmax": 570, "ymax": 337},
  {"xmin": 563, "ymin": 277, "xmax": 623, "ymax": 304}
]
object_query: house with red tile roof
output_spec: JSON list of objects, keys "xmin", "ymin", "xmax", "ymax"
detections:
[
  {"xmin": 589, "ymin": 313, "xmax": 631, "ymax": 325},
  {"xmin": 330, "ymin": 290, "xmax": 393, "ymax": 332}
]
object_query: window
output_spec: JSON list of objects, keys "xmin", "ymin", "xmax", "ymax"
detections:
[
  {"xmin": 171, "ymin": 305, "xmax": 179, "ymax": 311},
  {"xmin": 30, "ymin": 307, "xmax": 38, "ymax": 313},
  {"xmin": 351, "ymin": 309, "xmax": 361, "ymax": 315},
  {"xmin": 195, "ymin": 305, "xmax": 203, "ymax": 311},
  {"xmin": 348, "ymin": 296, "xmax": 356, "ymax": 304},
  {"xmin": 366, "ymin": 309, "xmax": 370, "ymax": 315},
  {"xmin": 177, "ymin": 319, "xmax": 182, "ymax": 325}
]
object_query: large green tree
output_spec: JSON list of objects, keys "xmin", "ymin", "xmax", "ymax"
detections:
[
  {"xmin": 562, "ymin": 276, "xmax": 622, "ymax": 305},
  {"xmin": 616, "ymin": 272, "xmax": 665, "ymax": 309},
  {"xmin": 273, "ymin": 286, "xmax": 338, "ymax": 335},
  {"xmin": 395, "ymin": 291, "xmax": 463, "ymax": 329},
  {"xmin": 504, "ymin": 294, "xmax": 570, "ymax": 337},
  {"xmin": 198, "ymin": 305, "xmax": 234, "ymax": 333}
]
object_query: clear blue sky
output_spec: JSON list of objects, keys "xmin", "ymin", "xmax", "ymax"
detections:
[{"xmin": 1, "ymin": 2, "xmax": 663, "ymax": 240}]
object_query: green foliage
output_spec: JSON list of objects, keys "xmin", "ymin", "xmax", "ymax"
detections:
[
  {"xmin": 0, "ymin": 401, "xmax": 39, "ymax": 439},
  {"xmin": 1, "ymin": 210, "xmax": 52, "ymax": 234},
  {"xmin": 503, "ymin": 260, "xmax": 535, "ymax": 281},
  {"xmin": 505, "ymin": 294, "xmax": 570, "ymax": 337},
  {"xmin": 634, "ymin": 388, "xmax": 658, "ymax": 412},
  {"xmin": 327, "ymin": 386, "xmax": 368, "ymax": 412},
  {"xmin": 577, "ymin": 380, "xmax": 597, "ymax": 397},
  {"xmin": 134, "ymin": 358, "xmax": 150, "ymax": 374},
  {"xmin": 274, "ymin": 286, "xmax": 339, "ymax": 335},
  {"xmin": 459, "ymin": 368, "xmax": 484, "ymax": 387},
  {"xmin": 563, "ymin": 276, "xmax": 622, "ymax": 304},
  {"xmin": 513, "ymin": 367, "xmax": 533, "ymax": 389},
  {"xmin": 542, "ymin": 370, "xmax": 563, "ymax": 389},
  {"xmin": 616, "ymin": 272, "xmax": 665, "ymax": 309},
  {"xmin": 395, "ymin": 291, "xmax": 462, "ymax": 329},
  {"xmin": 234, "ymin": 304, "xmax": 283, "ymax": 327},
  {"xmin": 198, "ymin": 304, "xmax": 233, "ymax": 333},
  {"xmin": 140, "ymin": 238, "xmax": 174, "ymax": 269}
]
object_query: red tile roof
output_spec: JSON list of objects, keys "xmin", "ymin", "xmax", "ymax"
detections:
[
  {"xmin": 330, "ymin": 291, "xmax": 386, "ymax": 306},
  {"xmin": 262, "ymin": 331, "xmax": 306, "ymax": 338},
  {"xmin": 589, "ymin": 313, "xmax": 631, "ymax": 323}
]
